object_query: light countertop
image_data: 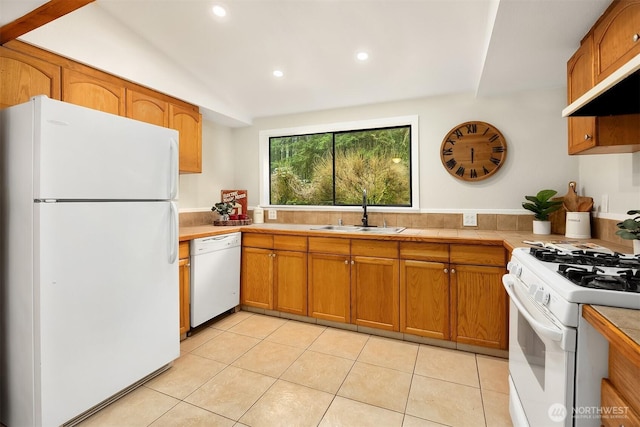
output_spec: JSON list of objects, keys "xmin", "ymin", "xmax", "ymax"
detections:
[{"xmin": 180, "ymin": 223, "xmax": 632, "ymax": 254}]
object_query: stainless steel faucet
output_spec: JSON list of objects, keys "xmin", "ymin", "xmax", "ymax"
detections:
[{"xmin": 361, "ymin": 188, "xmax": 369, "ymax": 227}]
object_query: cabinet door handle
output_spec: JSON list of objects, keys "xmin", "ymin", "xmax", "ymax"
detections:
[
  {"xmin": 272, "ymin": 253, "xmax": 276, "ymax": 258},
  {"xmin": 344, "ymin": 260, "xmax": 349, "ymax": 264},
  {"xmin": 351, "ymin": 260, "xmax": 355, "ymax": 265},
  {"xmin": 584, "ymin": 134, "xmax": 592, "ymax": 140},
  {"xmin": 633, "ymin": 33, "xmax": 639, "ymax": 42},
  {"xmin": 444, "ymin": 268, "xmax": 449, "ymax": 273},
  {"xmin": 451, "ymin": 268, "xmax": 456, "ymax": 274}
]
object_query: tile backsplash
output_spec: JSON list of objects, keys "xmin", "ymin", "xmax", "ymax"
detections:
[{"xmin": 179, "ymin": 209, "xmax": 633, "ymax": 251}]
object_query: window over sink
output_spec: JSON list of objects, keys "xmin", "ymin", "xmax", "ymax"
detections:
[{"xmin": 259, "ymin": 115, "xmax": 419, "ymax": 209}]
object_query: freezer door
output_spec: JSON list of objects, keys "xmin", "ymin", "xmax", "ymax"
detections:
[
  {"xmin": 34, "ymin": 96, "xmax": 178, "ymax": 200},
  {"xmin": 35, "ymin": 201, "xmax": 179, "ymax": 426}
]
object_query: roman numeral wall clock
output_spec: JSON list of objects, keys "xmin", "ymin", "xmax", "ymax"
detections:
[{"xmin": 439, "ymin": 121, "xmax": 507, "ymax": 182}]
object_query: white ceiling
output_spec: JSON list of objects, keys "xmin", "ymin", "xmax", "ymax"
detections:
[{"xmin": 2, "ymin": 0, "xmax": 611, "ymax": 126}]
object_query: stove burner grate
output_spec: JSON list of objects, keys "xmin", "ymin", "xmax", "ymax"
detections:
[
  {"xmin": 557, "ymin": 264, "xmax": 640, "ymax": 293},
  {"xmin": 530, "ymin": 248, "xmax": 640, "ymax": 269}
]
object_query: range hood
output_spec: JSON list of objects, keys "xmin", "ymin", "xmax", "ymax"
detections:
[{"xmin": 562, "ymin": 53, "xmax": 640, "ymax": 117}]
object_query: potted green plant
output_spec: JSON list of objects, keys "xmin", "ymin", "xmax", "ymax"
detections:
[
  {"xmin": 615, "ymin": 209, "xmax": 640, "ymax": 254},
  {"xmin": 522, "ymin": 189, "xmax": 564, "ymax": 235},
  {"xmin": 211, "ymin": 200, "xmax": 234, "ymax": 221}
]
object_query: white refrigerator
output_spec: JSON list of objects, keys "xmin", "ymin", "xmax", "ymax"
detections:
[{"xmin": 0, "ymin": 96, "xmax": 180, "ymax": 426}]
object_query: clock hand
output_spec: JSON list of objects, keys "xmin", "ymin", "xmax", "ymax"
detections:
[{"xmin": 471, "ymin": 147, "xmax": 474, "ymax": 163}]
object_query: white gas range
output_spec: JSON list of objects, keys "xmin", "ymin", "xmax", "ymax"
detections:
[{"xmin": 503, "ymin": 246, "xmax": 640, "ymax": 427}]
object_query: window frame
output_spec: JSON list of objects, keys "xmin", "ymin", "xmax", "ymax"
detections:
[{"xmin": 259, "ymin": 115, "xmax": 420, "ymax": 211}]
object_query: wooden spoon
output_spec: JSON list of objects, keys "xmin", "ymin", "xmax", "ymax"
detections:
[{"xmin": 562, "ymin": 181, "xmax": 579, "ymax": 212}]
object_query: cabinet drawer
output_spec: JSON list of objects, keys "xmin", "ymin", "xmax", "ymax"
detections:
[
  {"xmin": 242, "ymin": 233, "xmax": 274, "ymax": 249},
  {"xmin": 351, "ymin": 239, "xmax": 398, "ymax": 258},
  {"xmin": 308, "ymin": 237, "xmax": 350, "ymax": 255},
  {"xmin": 601, "ymin": 378, "xmax": 640, "ymax": 427},
  {"xmin": 399, "ymin": 242, "xmax": 449, "ymax": 262},
  {"xmin": 450, "ymin": 244, "xmax": 505, "ymax": 266},
  {"xmin": 274, "ymin": 235, "xmax": 308, "ymax": 252},
  {"xmin": 179, "ymin": 241, "xmax": 190, "ymax": 259}
]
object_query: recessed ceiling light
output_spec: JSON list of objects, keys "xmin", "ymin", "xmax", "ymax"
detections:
[
  {"xmin": 273, "ymin": 70, "xmax": 284, "ymax": 78},
  {"xmin": 212, "ymin": 5, "xmax": 227, "ymax": 17},
  {"xmin": 356, "ymin": 51, "xmax": 369, "ymax": 61}
]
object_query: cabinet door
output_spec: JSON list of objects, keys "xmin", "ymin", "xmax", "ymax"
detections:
[
  {"xmin": 241, "ymin": 247, "xmax": 274, "ymax": 309},
  {"xmin": 451, "ymin": 264, "xmax": 508, "ymax": 350},
  {"xmin": 62, "ymin": 68, "xmax": 125, "ymax": 115},
  {"xmin": 567, "ymin": 37, "xmax": 597, "ymax": 154},
  {"xmin": 351, "ymin": 256, "xmax": 399, "ymax": 332},
  {"xmin": 593, "ymin": 0, "xmax": 640, "ymax": 83},
  {"xmin": 274, "ymin": 250, "xmax": 308, "ymax": 316},
  {"xmin": 308, "ymin": 253, "xmax": 351, "ymax": 323},
  {"xmin": 400, "ymin": 259, "xmax": 449, "ymax": 340},
  {"xmin": 601, "ymin": 379, "xmax": 640, "ymax": 427},
  {"xmin": 179, "ymin": 257, "xmax": 190, "ymax": 335},
  {"xmin": 126, "ymin": 88, "xmax": 169, "ymax": 127},
  {"xmin": 169, "ymin": 103, "xmax": 202, "ymax": 173},
  {"xmin": 0, "ymin": 46, "xmax": 61, "ymax": 109}
]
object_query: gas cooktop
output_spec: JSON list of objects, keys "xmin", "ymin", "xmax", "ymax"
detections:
[
  {"xmin": 509, "ymin": 247, "xmax": 640, "ymax": 312},
  {"xmin": 529, "ymin": 247, "xmax": 640, "ymax": 269},
  {"xmin": 529, "ymin": 248, "xmax": 640, "ymax": 293}
]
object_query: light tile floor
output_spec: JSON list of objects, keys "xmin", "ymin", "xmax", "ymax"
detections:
[{"xmin": 78, "ymin": 312, "xmax": 512, "ymax": 427}]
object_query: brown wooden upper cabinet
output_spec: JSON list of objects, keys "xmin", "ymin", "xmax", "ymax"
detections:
[
  {"xmin": 62, "ymin": 68, "xmax": 125, "ymax": 116},
  {"xmin": 0, "ymin": 46, "xmax": 60, "ymax": 109},
  {"xmin": 126, "ymin": 88, "xmax": 169, "ymax": 127},
  {"xmin": 169, "ymin": 103, "xmax": 202, "ymax": 174},
  {"xmin": 1, "ymin": 41, "xmax": 203, "ymax": 173},
  {"xmin": 566, "ymin": 0, "xmax": 640, "ymax": 155},
  {"xmin": 593, "ymin": 0, "xmax": 640, "ymax": 83}
]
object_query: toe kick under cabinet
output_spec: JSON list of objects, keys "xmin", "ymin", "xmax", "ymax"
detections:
[{"xmin": 241, "ymin": 231, "xmax": 509, "ymax": 350}]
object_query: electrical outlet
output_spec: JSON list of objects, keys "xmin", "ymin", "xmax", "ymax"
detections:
[
  {"xmin": 268, "ymin": 209, "xmax": 277, "ymax": 220},
  {"xmin": 463, "ymin": 212, "xmax": 478, "ymax": 227}
]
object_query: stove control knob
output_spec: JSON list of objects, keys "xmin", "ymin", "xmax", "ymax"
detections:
[
  {"xmin": 507, "ymin": 261, "xmax": 523, "ymax": 278},
  {"xmin": 529, "ymin": 284, "xmax": 539, "ymax": 296},
  {"xmin": 534, "ymin": 289, "xmax": 550, "ymax": 306}
]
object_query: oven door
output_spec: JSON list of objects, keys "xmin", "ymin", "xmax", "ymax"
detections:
[{"xmin": 503, "ymin": 274, "xmax": 577, "ymax": 427}]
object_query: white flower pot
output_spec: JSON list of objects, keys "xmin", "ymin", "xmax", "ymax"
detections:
[
  {"xmin": 533, "ymin": 220, "xmax": 551, "ymax": 235},
  {"xmin": 634, "ymin": 239, "xmax": 640, "ymax": 255}
]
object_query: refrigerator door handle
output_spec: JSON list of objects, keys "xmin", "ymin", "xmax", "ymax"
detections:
[
  {"xmin": 169, "ymin": 137, "xmax": 178, "ymax": 200},
  {"xmin": 169, "ymin": 201, "xmax": 178, "ymax": 263}
]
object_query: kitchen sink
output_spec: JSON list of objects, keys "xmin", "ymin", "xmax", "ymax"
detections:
[{"xmin": 311, "ymin": 225, "xmax": 406, "ymax": 234}]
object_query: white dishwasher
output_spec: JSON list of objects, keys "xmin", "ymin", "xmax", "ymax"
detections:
[{"xmin": 190, "ymin": 232, "xmax": 241, "ymax": 328}]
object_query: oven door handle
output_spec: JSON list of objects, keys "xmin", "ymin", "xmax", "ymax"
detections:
[{"xmin": 502, "ymin": 275, "xmax": 563, "ymax": 342}]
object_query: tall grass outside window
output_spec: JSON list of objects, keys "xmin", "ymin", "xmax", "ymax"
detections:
[{"xmin": 269, "ymin": 125, "xmax": 412, "ymax": 207}]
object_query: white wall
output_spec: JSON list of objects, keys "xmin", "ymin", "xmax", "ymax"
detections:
[
  {"xmin": 178, "ymin": 121, "xmax": 235, "ymax": 211},
  {"xmin": 180, "ymin": 87, "xmax": 639, "ymax": 218},
  {"xmin": 19, "ymin": 2, "xmax": 250, "ymax": 126},
  {"xmin": 578, "ymin": 152, "xmax": 640, "ymax": 220},
  {"xmin": 227, "ymin": 88, "xmax": 580, "ymax": 213}
]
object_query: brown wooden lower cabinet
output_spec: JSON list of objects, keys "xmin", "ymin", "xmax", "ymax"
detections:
[
  {"xmin": 600, "ymin": 378, "xmax": 640, "ymax": 427},
  {"xmin": 241, "ymin": 234, "xmax": 307, "ymax": 314},
  {"xmin": 307, "ymin": 252, "xmax": 351, "ymax": 323},
  {"xmin": 399, "ymin": 259, "xmax": 450, "ymax": 340},
  {"xmin": 451, "ymin": 264, "xmax": 508, "ymax": 350},
  {"xmin": 178, "ymin": 242, "xmax": 191, "ymax": 336},
  {"xmin": 351, "ymin": 255, "xmax": 399, "ymax": 331},
  {"xmin": 274, "ymin": 250, "xmax": 308, "ymax": 316},
  {"xmin": 240, "ymin": 246, "xmax": 274, "ymax": 310},
  {"xmin": 239, "ymin": 233, "xmax": 508, "ymax": 350}
]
